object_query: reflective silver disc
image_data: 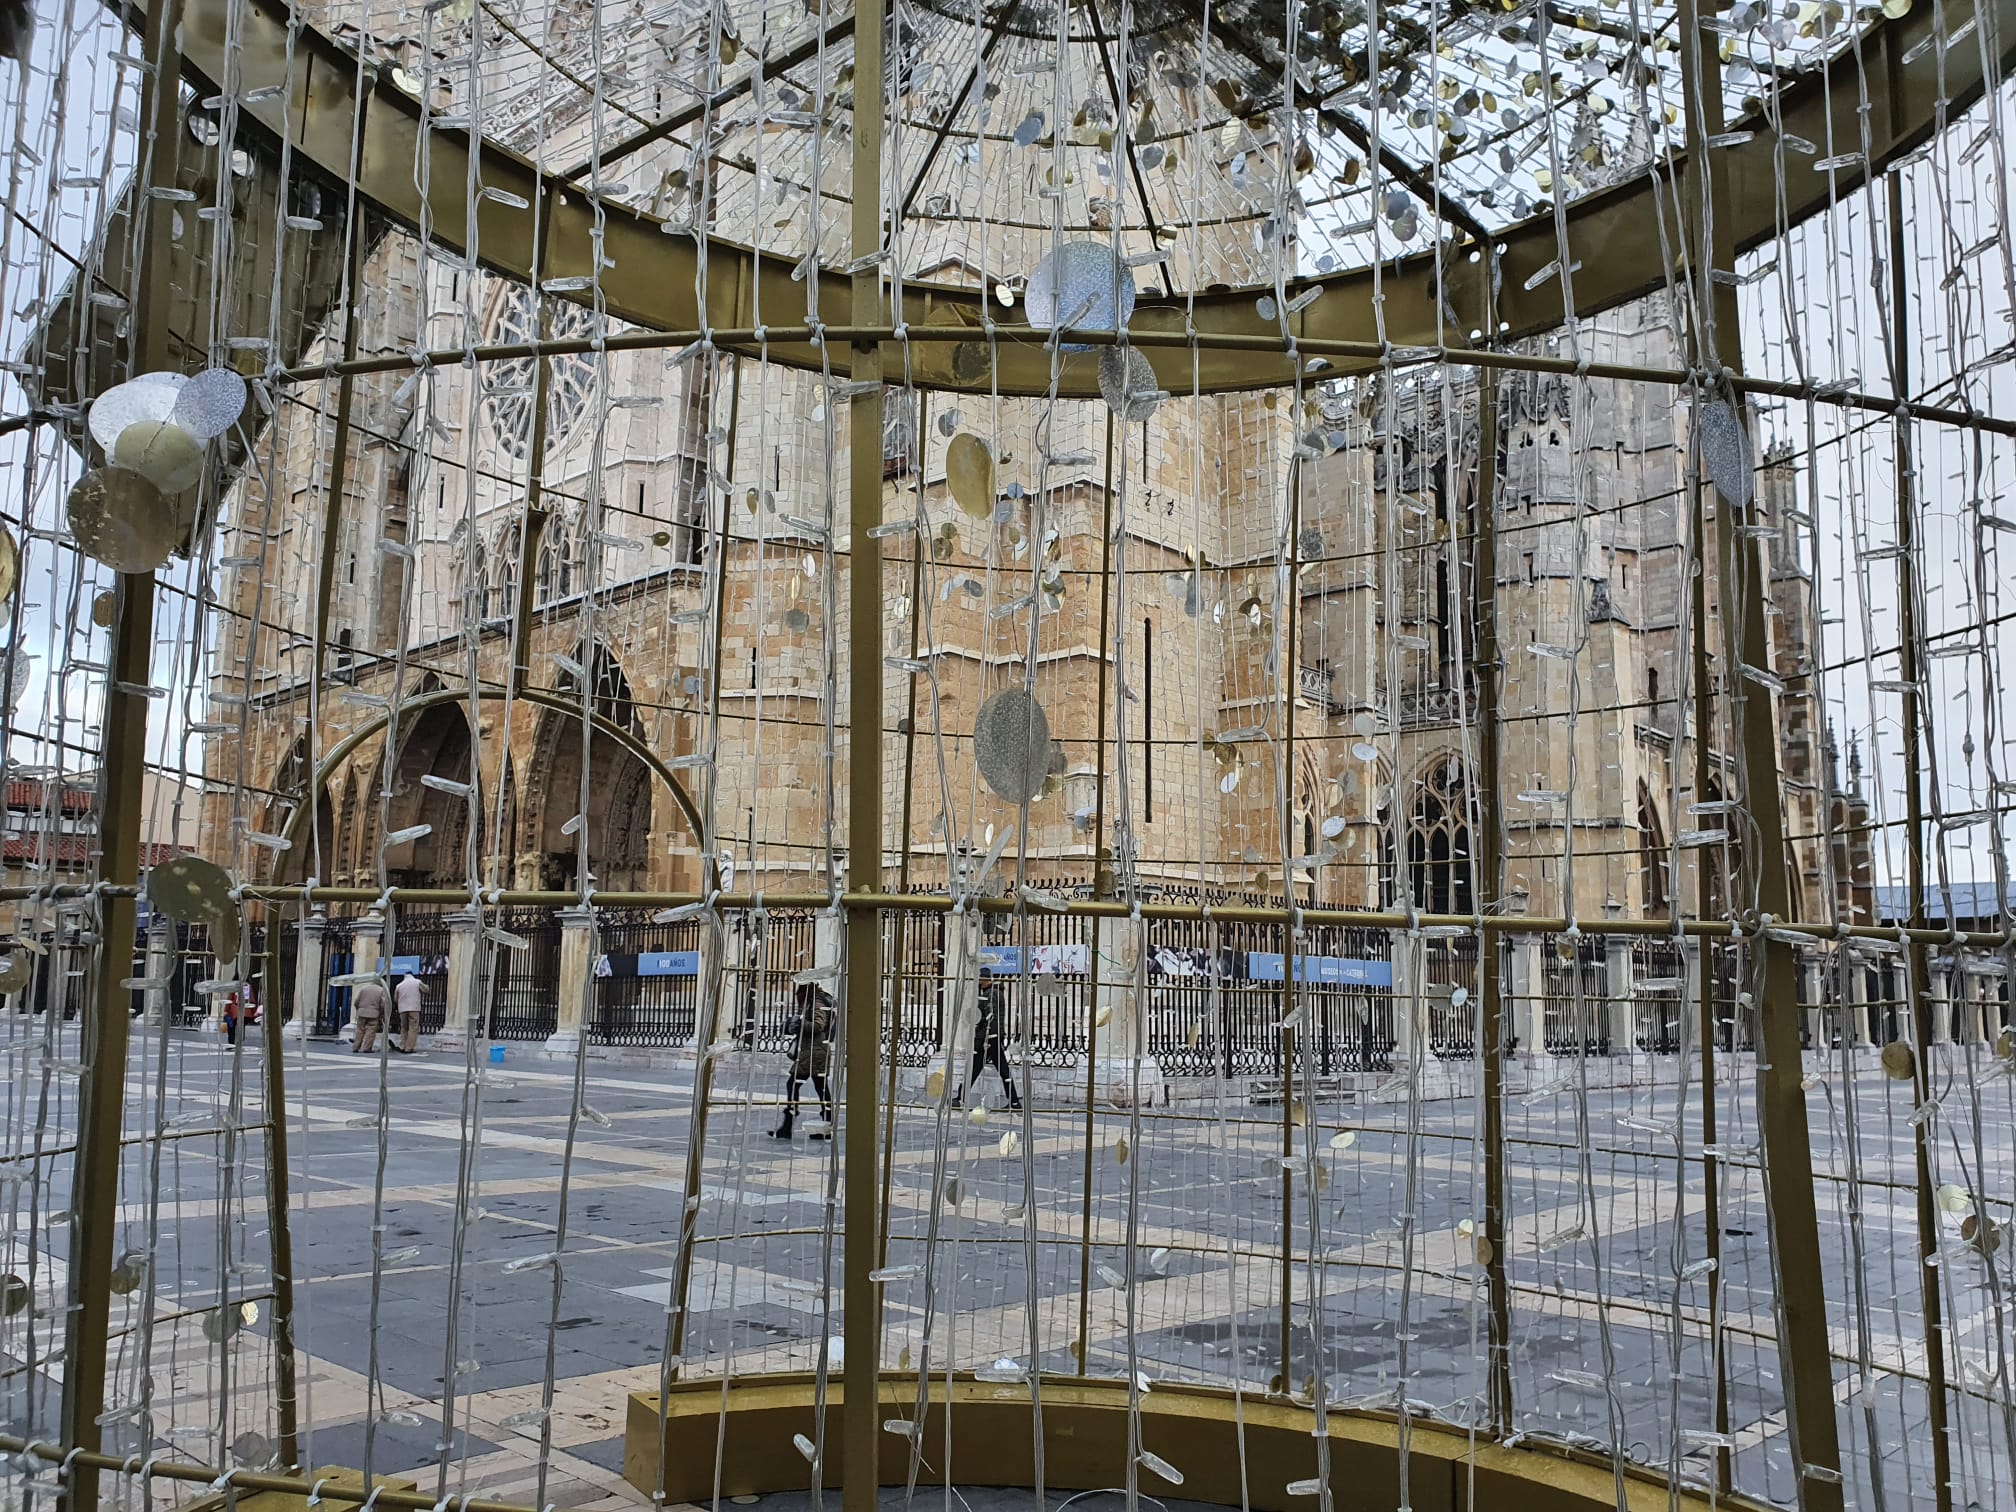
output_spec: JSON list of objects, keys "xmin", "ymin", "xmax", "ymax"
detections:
[
  {"xmin": 1696, "ymin": 398, "xmax": 1754, "ymax": 509},
  {"xmin": 1025, "ymin": 242, "xmax": 1136, "ymax": 351},
  {"xmin": 202, "ymin": 1304, "xmax": 243, "ymax": 1342},
  {"xmin": 171, "ymin": 367, "xmax": 249, "ymax": 441},
  {"xmin": 148, "ymin": 853, "xmax": 237, "ymax": 927},
  {"xmin": 974, "ymin": 687, "xmax": 1052, "ymax": 804},
  {"xmin": 112, "ymin": 418, "xmax": 206, "ymax": 494},
  {"xmin": 109, "ymin": 1249, "xmax": 149, "ymax": 1295},
  {"xmin": 67, "ymin": 467, "xmax": 177, "ymax": 573},
  {"xmin": 946, "ymin": 433, "xmax": 995, "ymax": 518},
  {"xmin": 1097, "ymin": 347, "xmax": 1162, "ymax": 423},
  {"xmin": 87, "ymin": 371, "xmax": 185, "ymax": 453}
]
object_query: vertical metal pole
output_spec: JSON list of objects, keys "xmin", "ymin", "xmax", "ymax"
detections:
[
  {"xmin": 1469, "ymin": 361, "xmax": 1514, "ymax": 1437},
  {"xmin": 311, "ymin": 98, "xmax": 376, "ymax": 688},
  {"xmin": 1691, "ymin": 518, "xmax": 1732, "ymax": 1494},
  {"xmin": 1679, "ymin": 2, "xmax": 1844, "ymax": 1505},
  {"xmin": 1073, "ymin": 970, "xmax": 1097, "ymax": 1377},
  {"xmin": 62, "ymin": 0, "xmax": 183, "ymax": 1504},
  {"xmin": 1089, "ymin": 414, "xmax": 1117, "ymax": 875},
  {"xmin": 260, "ymin": 923, "xmax": 303, "ymax": 1470},
  {"xmin": 1075, "ymin": 413, "xmax": 1119, "ymax": 1372},
  {"xmin": 1277, "ymin": 456, "xmax": 1305, "ymax": 1394},
  {"xmin": 879, "ymin": 392, "xmax": 925, "ymax": 1273},
  {"xmin": 1276, "ymin": 1012, "xmax": 1294, "ymax": 1391},
  {"xmin": 1889, "ymin": 169, "xmax": 1954, "ymax": 1512},
  {"xmin": 843, "ymin": 0, "xmax": 887, "ymax": 1500},
  {"xmin": 666, "ymin": 280, "xmax": 751, "ymax": 1364}
]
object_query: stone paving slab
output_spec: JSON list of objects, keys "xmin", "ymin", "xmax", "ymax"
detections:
[{"xmin": 2, "ymin": 1029, "xmax": 2005, "ymax": 1510}]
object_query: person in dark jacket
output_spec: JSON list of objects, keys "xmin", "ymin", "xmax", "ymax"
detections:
[
  {"xmin": 957, "ymin": 979, "xmax": 1022, "ymax": 1110},
  {"xmin": 770, "ymin": 983, "xmax": 835, "ymax": 1140}
]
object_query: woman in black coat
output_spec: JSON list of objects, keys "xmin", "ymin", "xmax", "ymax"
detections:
[
  {"xmin": 958, "ymin": 978, "xmax": 1022, "ymax": 1110},
  {"xmin": 770, "ymin": 983, "xmax": 835, "ymax": 1140}
]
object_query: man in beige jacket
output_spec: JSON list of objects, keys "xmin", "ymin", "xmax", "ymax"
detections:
[
  {"xmin": 394, "ymin": 972, "xmax": 424, "ymax": 1054},
  {"xmin": 351, "ymin": 977, "xmax": 387, "ymax": 1054}
]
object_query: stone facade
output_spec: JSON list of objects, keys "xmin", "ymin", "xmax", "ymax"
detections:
[
  {"xmin": 198, "ymin": 7, "xmax": 1870, "ymax": 924},
  {"xmin": 204, "ymin": 246, "xmax": 1872, "ymax": 930}
]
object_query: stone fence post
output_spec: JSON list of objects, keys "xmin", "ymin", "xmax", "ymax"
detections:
[
  {"xmin": 1091, "ymin": 915, "xmax": 1163, "ymax": 1106},
  {"xmin": 283, "ymin": 911, "xmax": 327, "ymax": 1040},
  {"xmin": 546, "ymin": 905, "xmax": 598, "ymax": 1057},
  {"xmin": 435, "ymin": 908, "xmax": 482, "ymax": 1053},
  {"xmin": 1606, "ymin": 940, "xmax": 1636, "ymax": 1056},
  {"xmin": 933, "ymin": 908, "xmax": 981, "ymax": 1095},
  {"xmin": 1511, "ymin": 936, "xmax": 1547, "ymax": 1056}
]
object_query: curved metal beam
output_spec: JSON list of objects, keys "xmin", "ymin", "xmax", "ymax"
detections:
[
  {"xmin": 273, "ymin": 686, "xmax": 705, "ymax": 874},
  {"xmin": 178, "ymin": 0, "xmax": 2013, "ymax": 396}
]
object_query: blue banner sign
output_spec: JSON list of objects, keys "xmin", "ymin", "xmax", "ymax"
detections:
[
  {"xmin": 1244, "ymin": 953, "xmax": 1392, "ymax": 987},
  {"xmin": 977, "ymin": 943, "xmax": 1091, "ymax": 975},
  {"xmin": 386, "ymin": 954, "xmax": 424, "ymax": 975},
  {"xmin": 638, "ymin": 951, "xmax": 700, "ymax": 977}
]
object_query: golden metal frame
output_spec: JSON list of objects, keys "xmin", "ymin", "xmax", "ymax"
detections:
[
  {"xmin": 35, "ymin": 0, "xmax": 2013, "ymax": 1505},
  {"xmin": 620, "ymin": 1374, "xmax": 1781, "ymax": 1512},
  {"xmin": 60, "ymin": 0, "xmax": 183, "ymax": 1501},
  {"xmin": 0, "ymin": 1372, "xmax": 1783, "ymax": 1512},
  {"xmin": 143, "ymin": 0, "xmax": 2016, "ymax": 408}
]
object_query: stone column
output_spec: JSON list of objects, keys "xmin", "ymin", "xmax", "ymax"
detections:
[
  {"xmin": 282, "ymin": 912, "xmax": 328, "ymax": 1041},
  {"xmin": 198, "ymin": 917, "xmax": 230, "ymax": 1035},
  {"xmin": 1930, "ymin": 963, "xmax": 1954, "ymax": 1046},
  {"xmin": 815, "ymin": 908, "xmax": 843, "ymax": 977},
  {"xmin": 434, "ymin": 909, "xmax": 483, "ymax": 1054},
  {"xmin": 545, "ymin": 905, "xmax": 599, "ymax": 1057},
  {"xmin": 1960, "ymin": 967, "xmax": 1990, "ymax": 1046},
  {"xmin": 342, "ymin": 912, "xmax": 385, "ymax": 1047},
  {"xmin": 1846, "ymin": 956, "xmax": 1874, "ymax": 1050},
  {"xmin": 142, "ymin": 919, "xmax": 174, "ymax": 1028},
  {"xmin": 1606, "ymin": 940, "xmax": 1637, "ymax": 1056},
  {"xmin": 1800, "ymin": 958, "xmax": 1827, "ymax": 1056},
  {"xmin": 1679, "ymin": 939, "xmax": 1703, "ymax": 1054},
  {"xmin": 1390, "ymin": 936, "xmax": 1427, "ymax": 1066},
  {"xmin": 698, "ymin": 910, "xmax": 736, "ymax": 1054},
  {"xmin": 1511, "ymin": 936, "xmax": 1547, "ymax": 1056},
  {"xmin": 932, "ymin": 908, "xmax": 982, "ymax": 1095},
  {"xmin": 1090, "ymin": 915, "xmax": 1163, "ymax": 1106}
]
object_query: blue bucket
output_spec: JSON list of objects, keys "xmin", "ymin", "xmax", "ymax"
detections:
[{"xmin": 489, "ymin": 1045, "xmax": 506, "ymax": 1065}]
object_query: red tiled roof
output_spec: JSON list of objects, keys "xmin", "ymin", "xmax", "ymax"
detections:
[{"xmin": 5, "ymin": 779, "xmax": 96, "ymax": 815}]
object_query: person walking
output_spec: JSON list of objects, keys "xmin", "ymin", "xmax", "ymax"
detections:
[
  {"xmin": 393, "ymin": 971, "xmax": 424, "ymax": 1054},
  {"xmin": 351, "ymin": 976, "xmax": 387, "ymax": 1054},
  {"xmin": 958, "ymin": 978, "xmax": 1022, "ymax": 1110},
  {"xmin": 769, "ymin": 983, "xmax": 835, "ymax": 1141}
]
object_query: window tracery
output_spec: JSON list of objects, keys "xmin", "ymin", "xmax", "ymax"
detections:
[{"xmin": 480, "ymin": 282, "xmax": 598, "ymax": 460}]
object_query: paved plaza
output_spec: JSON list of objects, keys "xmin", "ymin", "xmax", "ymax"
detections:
[{"xmin": 2, "ymin": 1026, "xmax": 2009, "ymax": 1510}]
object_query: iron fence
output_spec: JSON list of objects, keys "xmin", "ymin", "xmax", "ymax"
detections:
[
  {"xmin": 313, "ymin": 916, "xmax": 357, "ymax": 1036},
  {"xmin": 1540, "ymin": 937, "xmax": 1612, "ymax": 1054},
  {"xmin": 487, "ymin": 908, "xmax": 562, "ymax": 1041},
  {"xmin": 267, "ymin": 903, "xmax": 2008, "ymax": 1068},
  {"xmin": 592, "ymin": 908, "xmax": 703, "ymax": 1046},
  {"xmin": 887, "ymin": 908, "xmax": 947, "ymax": 1066},
  {"xmin": 1634, "ymin": 939, "xmax": 1686, "ymax": 1053},
  {"xmin": 1421, "ymin": 936, "xmax": 1481, "ymax": 1057}
]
